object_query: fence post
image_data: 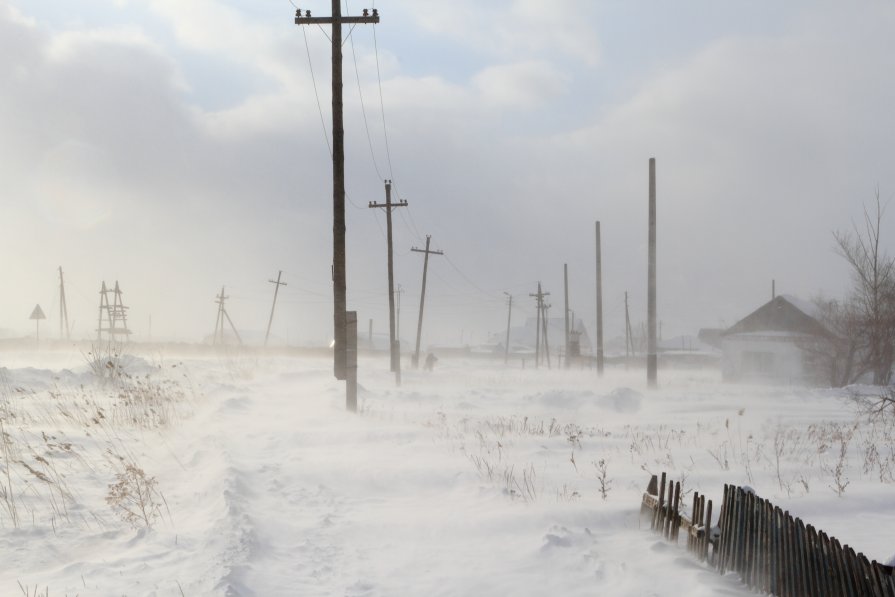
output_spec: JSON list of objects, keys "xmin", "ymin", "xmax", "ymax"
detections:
[{"xmin": 654, "ymin": 472, "xmax": 666, "ymax": 531}]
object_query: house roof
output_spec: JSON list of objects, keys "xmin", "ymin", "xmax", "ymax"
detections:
[{"xmin": 722, "ymin": 295, "xmax": 832, "ymax": 338}]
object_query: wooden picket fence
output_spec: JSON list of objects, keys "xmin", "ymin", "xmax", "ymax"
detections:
[{"xmin": 640, "ymin": 472, "xmax": 895, "ymax": 596}]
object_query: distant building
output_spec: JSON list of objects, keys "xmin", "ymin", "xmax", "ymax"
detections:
[
  {"xmin": 490, "ymin": 317, "xmax": 592, "ymax": 358},
  {"xmin": 721, "ymin": 295, "xmax": 833, "ymax": 384}
]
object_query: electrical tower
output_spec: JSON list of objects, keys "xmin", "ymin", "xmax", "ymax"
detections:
[
  {"xmin": 97, "ymin": 281, "xmax": 131, "ymax": 342},
  {"xmin": 265, "ymin": 271, "xmax": 287, "ymax": 347},
  {"xmin": 410, "ymin": 235, "xmax": 443, "ymax": 368},
  {"xmin": 369, "ymin": 179, "xmax": 407, "ymax": 384},
  {"xmin": 294, "ymin": 5, "xmax": 380, "ymax": 393},
  {"xmin": 213, "ymin": 286, "xmax": 243, "ymax": 346}
]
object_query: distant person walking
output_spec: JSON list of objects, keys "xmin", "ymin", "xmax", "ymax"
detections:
[{"xmin": 424, "ymin": 352, "xmax": 438, "ymax": 371}]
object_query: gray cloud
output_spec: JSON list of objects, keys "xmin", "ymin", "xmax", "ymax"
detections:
[{"xmin": 1, "ymin": 1, "xmax": 894, "ymax": 348}]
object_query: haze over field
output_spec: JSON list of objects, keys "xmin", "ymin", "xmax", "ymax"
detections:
[{"xmin": 2, "ymin": 1, "xmax": 894, "ymax": 345}]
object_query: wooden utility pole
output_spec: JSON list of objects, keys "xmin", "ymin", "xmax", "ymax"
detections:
[
  {"xmin": 563, "ymin": 263, "xmax": 570, "ymax": 369},
  {"xmin": 58, "ymin": 267, "xmax": 70, "ymax": 340},
  {"xmin": 369, "ymin": 179, "xmax": 407, "ymax": 383},
  {"xmin": 503, "ymin": 292, "xmax": 513, "ymax": 364},
  {"xmin": 411, "ymin": 235, "xmax": 443, "ymax": 368},
  {"xmin": 595, "ymin": 222, "xmax": 604, "ymax": 376},
  {"xmin": 396, "ymin": 284, "xmax": 403, "ymax": 346},
  {"xmin": 346, "ymin": 310, "xmax": 358, "ymax": 411},
  {"xmin": 542, "ymin": 301, "xmax": 552, "ymax": 369},
  {"xmin": 647, "ymin": 157, "xmax": 658, "ymax": 388},
  {"xmin": 265, "ymin": 270, "xmax": 287, "ymax": 347},
  {"xmin": 213, "ymin": 286, "xmax": 243, "ymax": 346},
  {"xmin": 294, "ymin": 4, "xmax": 380, "ymax": 384},
  {"xmin": 530, "ymin": 283, "xmax": 550, "ymax": 369}
]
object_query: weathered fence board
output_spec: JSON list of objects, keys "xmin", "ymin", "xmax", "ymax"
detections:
[{"xmin": 640, "ymin": 472, "xmax": 895, "ymax": 596}]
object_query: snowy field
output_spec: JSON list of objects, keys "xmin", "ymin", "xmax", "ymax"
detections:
[{"xmin": 1, "ymin": 347, "xmax": 893, "ymax": 596}]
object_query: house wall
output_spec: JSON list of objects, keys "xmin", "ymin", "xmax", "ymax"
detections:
[{"xmin": 721, "ymin": 334, "xmax": 810, "ymax": 384}]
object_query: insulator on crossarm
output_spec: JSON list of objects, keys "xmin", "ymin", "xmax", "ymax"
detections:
[
  {"xmin": 372, "ymin": 9, "xmax": 378, "ymax": 17},
  {"xmin": 363, "ymin": 9, "xmax": 369, "ymax": 16},
  {"xmin": 306, "ymin": 10, "xmax": 311, "ymax": 17}
]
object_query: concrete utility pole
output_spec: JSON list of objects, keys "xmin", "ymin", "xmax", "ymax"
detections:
[
  {"xmin": 410, "ymin": 235, "xmax": 443, "ymax": 368},
  {"xmin": 294, "ymin": 4, "xmax": 380, "ymax": 389},
  {"xmin": 563, "ymin": 263, "xmax": 570, "ymax": 369},
  {"xmin": 369, "ymin": 179, "xmax": 407, "ymax": 384},
  {"xmin": 265, "ymin": 270, "xmax": 287, "ymax": 347},
  {"xmin": 625, "ymin": 291, "xmax": 633, "ymax": 360},
  {"xmin": 595, "ymin": 222, "xmax": 604, "ymax": 376},
  {"xmin": 503, "ymin": 292, "xmax": 513, "ymax": 364},
  {"xmin": 647, "ymin": 157, "xmax": 658, "ymax": 388}
]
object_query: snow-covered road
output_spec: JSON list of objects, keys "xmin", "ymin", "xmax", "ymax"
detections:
[{"xmin": 5, "ymin": 352, "xmax": 889, "ymax": 595}]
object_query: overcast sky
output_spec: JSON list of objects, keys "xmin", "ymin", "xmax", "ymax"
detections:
[{"xmin": 2, "ymin": 0, "xmax": 894, "ymax": 346}]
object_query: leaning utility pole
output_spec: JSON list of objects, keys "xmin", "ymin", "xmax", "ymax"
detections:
[
  {"xmin": 294, "ymin": 4, "xmax": 380, "ymax": 393},
  {"xmin": 410, "ymin": 235, "xmax": 443, "ymax": 368},
  {"xmin": 503, "ymin": 292, "xmax": 513, "ymax": 364},
  {"xmin": 58, "ymin": 267, "xmax": 70, "ymax": 341},
  {"xmin": 369, "ymin": 179, "xmax": 408, "ymax": 383},
  {"xmin": 647, "ymin": 157, "xmax": 658, "ymax": 388},
  {"xmin": 563, "ymin": 263, "xmax": 570, "ymax": 369},
  {"xmin": 213, "ymin": 286, "xmax": 243, "ymax": 346},
  {"xmin": 265, "ymin": 270, "xmax": 287, "ymax": 347},
  {"xmin": 595, "ymin": 222, "xmax": 604, "ymax": 376}
]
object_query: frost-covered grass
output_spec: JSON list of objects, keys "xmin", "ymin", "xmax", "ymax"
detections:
[{"xmin": 0, "ymin": 349, "xmax": 892, "ymax": 595}]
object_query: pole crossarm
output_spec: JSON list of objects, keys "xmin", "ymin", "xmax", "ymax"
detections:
[
  {"xmin": 294, "ymin": 9, "xmax": 380, "ymax": 25},
  {"xmin": 411, "ymin": 246, "xmax": 444, "ymax": 256},
  {"xmin": 369, "ymin": 200, "xmax": 408, "ymax": 210}
]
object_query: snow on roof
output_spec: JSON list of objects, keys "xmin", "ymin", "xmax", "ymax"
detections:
[
  {"xmin": 723, "ymin": 294, "xmax": 832, "ymax": 338},
  {"xmin": 779, "ymin": 294, "xmax": 822, "ymax": 320}
]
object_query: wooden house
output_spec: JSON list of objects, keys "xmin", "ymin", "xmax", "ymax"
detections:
[{"xmin": 722, "ymin": 295, "xmax": 833, "ymax": 384}]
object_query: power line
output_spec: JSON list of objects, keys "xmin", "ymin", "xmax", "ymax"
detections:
[
  {"xmin": 372, "ymin": 21, "xmax": 395, "ymax": 180},
  {"xmin": 301, "ymin": 22, "xmax": 365, "ymax": 210},
  {"xmin": 346, "ymin": 0, "xmax": 385, "ymax": 182},
  {"xmin": 302, "ymin": 26, "xmax": 332, "ymax": 159}
]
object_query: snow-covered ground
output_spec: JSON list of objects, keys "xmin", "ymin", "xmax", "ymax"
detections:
[{"xmin": 1, "ymin": 348, "xmax": 893, "ymax": 596}]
